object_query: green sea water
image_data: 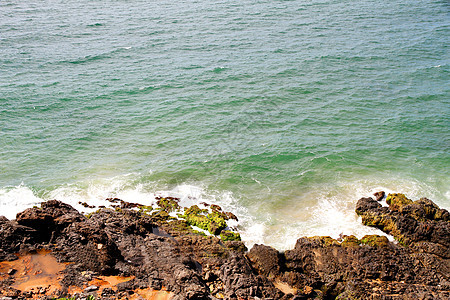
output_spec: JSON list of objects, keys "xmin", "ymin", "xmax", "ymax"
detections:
[{"xmin": 1, "ymin": 0, "xmax": 449, "ymax": 249}]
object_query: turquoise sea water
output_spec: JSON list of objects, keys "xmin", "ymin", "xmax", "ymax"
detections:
[{"xmin": 1, "ymin": 0, "xmax": 449, "ymax": 249}]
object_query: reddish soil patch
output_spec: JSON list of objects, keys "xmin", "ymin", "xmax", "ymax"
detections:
[
  {"xmin": 132, "ymin": 288, "xmax": 174, "ymax": 300},
  {"xmin": 0, "ymin": 249, "xmax": 67, "ymax": 294},
  {"xmin": 88, "ymin": 275, "xmax": 135, "ymax": 292}
]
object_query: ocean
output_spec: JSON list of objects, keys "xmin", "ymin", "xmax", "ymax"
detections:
[{"xmin": 1, "ymin": 0, "xmax": 448, "ymax": 250}]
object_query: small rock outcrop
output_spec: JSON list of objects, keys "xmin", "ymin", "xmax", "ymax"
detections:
[
  {"xmin": 373, "ymin": 191, "xmax": 385, "ymax": 201},
  {"xmin": 356, "ymin": 193, "xmax": 449, "ymax": 255}
]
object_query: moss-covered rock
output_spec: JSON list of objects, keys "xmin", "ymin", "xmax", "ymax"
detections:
[
  {"xmin": 181, "ymin": 205, "xmax": 227, "ymax": 235},
  {"xmin": 360, "ymin": 235, "xmax": 389, "ymax": 247},
  {"xmin": 357, "ymin": 193, "xmax": 450, "ymax": 251},
  {"xmin": 181, "ymin": 205, "xmax": 210, "ymax": 230},
  {"xmin": 220, "ymin": 230, "xmax": 241, "ymax": 241},
  {"xmin": 166, "ymin": 219, "xmax": 192, "ymax": 233},
  {"xmin": 206, "ymin": 211, "xmax": 227, "ymax": 235},
  {"xmin": 360, "ymin": 212, "xmax": 409, "ymax": 246},
  {"xmin": 151, "ymin": 210, "xmax": 171, "ymax": 222},
  {"xmin": 386, "ymin": 193, "xmax": 412, "ymax": 211},
  {"xmin": 310, "ymin": 236, "xmax": 341, "ymax": 247},
  {"xmin": 138, "ymin": 205, "xmax": 153, "ymax": 215},
  {"xmin": 341, "ymin": 235, "xmax": 360, "ymax": 247},
  {"xmin": 402, "ymin": 198, "xmax": 450, "ymax": 222},
  {"xmin": 184, "ymin": 205, "xmax": 208, "ymax": 216},
  {"xmin": 336, "ymin": 291, "xmax": 359, "ymax": 300},
  {"xmin": 156, "ymin": 197, "xmax": 181, "ymax": 213}
]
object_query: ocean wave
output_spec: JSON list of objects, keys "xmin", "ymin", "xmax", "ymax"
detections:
[
  {"xmin": 237, "ymin": 175, "xmax": 449, "ymax": 250},
  {"xmin": 64, "ymin": 53, "xmax": 111, "ymax": 65},
  {"xmin": 0, "ymin": 184, "xmax": 43, "ymax": 220},
  {"xmin": 0, "ymin": 175, "xmax": 248, "ymax": 238},
  {"xmin": 1, "ymin": 173, "xmax": 447, "ymax": 251}
]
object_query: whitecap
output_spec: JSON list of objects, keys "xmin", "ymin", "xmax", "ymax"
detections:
[{"xmin": 0, "ymin": 184, "xmax": 44, "ymax": 219}]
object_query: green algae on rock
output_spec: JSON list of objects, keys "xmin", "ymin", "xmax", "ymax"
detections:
[
  {"xmin": 402, "ymin": 197, "xmax": 449, "ymax": 222},
  {"xmin": 308, "ymin": 236, "xmax": 341, "ymax": 247},
  {"xmin": 386, "ymin": 193, "xmax": 413, "ymax": 211},
  {"xmin": 181, "ymin": 205, "xmax": 228, "ymax": 236},
  {"xmin": 155, "ymin": 196, "xmax": 181, "ymax": 213},
  {"xmin": 103, "ymin": 197, "xmax": 241, "ymax": 240},
  {"xmin": 356, "ymin": 194, "xmax": 450, "ymax": 254},
  {"xmin": 360, "ymin": 235, "xmax": 390, "ymax": 247},
  {"xmin": 2, "ymin": 193, "xmax": 450, "ymax": 299},
  {"xmin": 138, "ymin": 205, "xmax": 153, "ymax": 214},
  {"xmin": 220, "ymin": 230, "xmax": 241, "ymax": 242},
  {"xmin": 340, "ymin": 235, "xmax": 360, "ymax": 247}
]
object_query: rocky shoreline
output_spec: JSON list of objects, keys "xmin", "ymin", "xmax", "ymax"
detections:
[{"xmin": 0, "ymin": 193, "xmax": 449, "ymax": 299}]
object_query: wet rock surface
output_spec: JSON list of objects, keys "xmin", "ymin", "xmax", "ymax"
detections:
[
  {"xmin": 0, "ymin": 193, "xmax": 449, "ymax": 299},
  {"xmin": 356, "ymin": 194, "xmax": 449, "ymax": 255}
]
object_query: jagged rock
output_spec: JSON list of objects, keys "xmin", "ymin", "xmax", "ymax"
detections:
[
  {"xmin": 224, "ymin": 240, "xmax": 248, "ymax": 253},
  {"xmin": 386, "ymin": 193, "xmax": 413, "ymax": 211},
  {"xmin": 355, "ymin": 197, "xmax": 381, "ymax": 215},
  {"xmin": 220, "ymin": 252, "xmax": 283, "ymax": 299},
  {"xmin": 156, "ymin": 197, "xmax": 181, "ymax": 213},
  {"xmin": 16, "ymin": 200, "xmax": 84, "ymax": 242},
  {"xmin": 55, "ymin": 219, "xmax": 122, "ymax": 274},
  {"xmin": 356, "ymin": 194, "xmax": 450, "ymax": 255},
  {"xmin": 374, "ymin": 191, "xmax": 385, "ymax": 201},
  {"xmin": 402, "ymin": 197, "xmax": 450, "ymax": 221},
  {"xmin": 247, "ymin": 244, "xmax": 282, "ymax": 279},
  {"xmin": 1, "ymin": 195, "xmax": 449, "ymax": 299},
  {"xmin": 281, "ymin": 235, "xmax": 449, "ymax": 298},
  {"xmin": 0, "ymin": 217, "xmax": 37, "ymax": 260}
]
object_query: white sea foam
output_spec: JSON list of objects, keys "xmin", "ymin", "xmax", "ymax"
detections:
[
  {"xmin": 237, "ymin": 176, "xmax": 449, "ymax": 250},
  {"xmin": 44, "ymin": 174, "xmax": 158, "ymax": 214},
  {"xmin": 0, "ymin": 174, "xmax": 448, "ymax": 251},
  {"xmin": 0, "ymin": 184, "xmax": 44, "ymax": 220},
  {"xmin": 0, "ymin": 175, "xmax": 247, "ymax": 238},
  {"xmin": 240, "ymin": 222, "xmax": 266, "ymax": 247}
]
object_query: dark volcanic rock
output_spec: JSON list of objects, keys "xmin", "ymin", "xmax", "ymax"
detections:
[
  {"xmin": 1, "ymin": 194, "xmax": 449, "ymax": 299},
  {"xmin": 247, "ymin": 244, "xmax": 282, "ymax": 279},
  {"xmin": 0, "ymin": 216, "xmax": 37, "ymax": 260},
  {"xmin": 245, "ymin": 193, "xmax": 450, "ymax": 299},
  {"xmin": 373, "ymin": 190, "xmax": 385, "ymax": 201},
  {"xmin": 55, "ymin": 218, "xmax": 122, "ymax": 274},
  {"xmin": 220, "ymin": 252, "xmax": 284, "ymax": 299},
  {"xmin": 282, "ymin": 236, "xmax": 448, "ymax": 297},
  {"xmin": 355, "ymin": 197, "xmax": 382, "ymax": 215},
  {"xmin": 16, "ymin": 200, "xmax": 84, "ymax": 242},
  {"xmin": 356, "ymin": 194, "xmax": 450, "ymax": 256},
  {"xmin": 354, "ymin": 193, "xmax": 450, "ymax": 298}
]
